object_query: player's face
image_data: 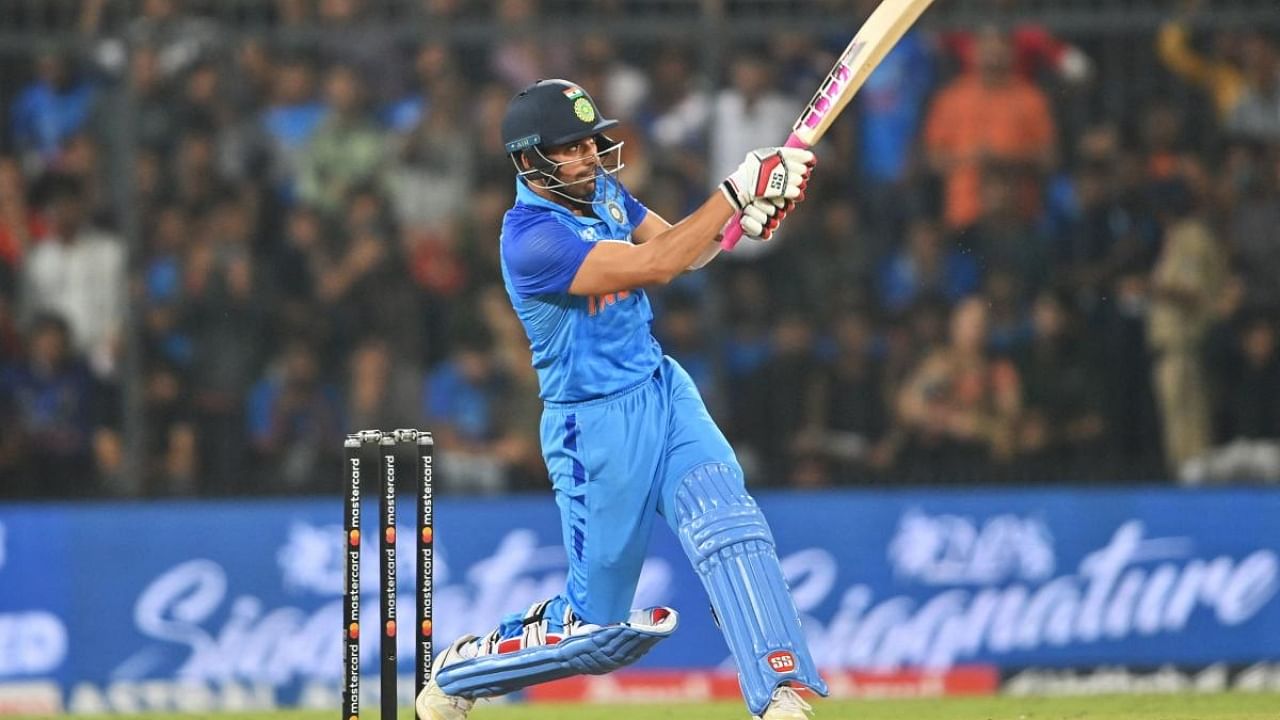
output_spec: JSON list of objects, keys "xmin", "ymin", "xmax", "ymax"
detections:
[{"xmin": 543, "ymin": 137, "xmax": 599, "ymax": 198}]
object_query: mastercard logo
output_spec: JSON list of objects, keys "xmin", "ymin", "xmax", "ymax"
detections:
[
  {"xmin": 348, "ymin": 529, "xmax": 360, "ymax": 546},
  {"xmin": 385, "ymin": 527, "xmax": 396, "ymax": 543},
  {"xmin": 422, "ymin": 620, "xmax": 433, "ymax": 636},
  {"xmin": 348, "ymin": 623, "xmax": 359, "ymax": 639},
  {"xmin": 386, "ymin": 620, "xmax": 397, "ymax": 637},
  {"xmin": 422, "ymin": 527, "xmax": 433, "ymax": 543}
]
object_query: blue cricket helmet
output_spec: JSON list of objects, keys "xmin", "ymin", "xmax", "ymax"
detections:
[{"xmin": 501, "ymin": 79, "xmax": 619, "ymax": 156}]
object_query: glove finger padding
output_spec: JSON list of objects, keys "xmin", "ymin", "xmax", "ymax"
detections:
[
  {"xmin": 774, "ymin": 148, "xmax": 815, "ymax": 201},
  {"xmin": 740, "ymin": 198, "xmax": 787, "ymax": 240},
  {"xmin": 739, "ymin": 199, "xmax": 778, "ymax": 238},
  {"xmin": 783, "ymin": 151, "xmax": 815, "ymax": 203},
  {"xmin": 739, "ymin": 194, "xmax": 803, "ymax": 241}
]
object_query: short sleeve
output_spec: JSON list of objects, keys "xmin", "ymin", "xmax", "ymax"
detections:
[
  {"xmin": 503, "ymin": 218, "xmax": 593, "ymax": 297},
  {"xmin": 621, "ymin": 185, "xmax": 649, "ymax": 227}
]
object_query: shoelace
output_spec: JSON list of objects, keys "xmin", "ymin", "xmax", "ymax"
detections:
[{"xmin": 769, "ymin": 686, "xmax": 814, "ymax": 716}]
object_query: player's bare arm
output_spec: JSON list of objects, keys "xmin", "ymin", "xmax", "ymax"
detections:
[
  {"xmin": 566, "ymin": 147, "xmax": 814, "ymax": 296},
  {"xmin": 628, "ymin": 205, "xmax": 732, "ymax": 271},
  {"xmin": 566, "ymin": 193, "xmax": 732, "ymax": 295},
  {"xmin": 630, "ymin": 198, "xmax": 793, "ymax": 270}
]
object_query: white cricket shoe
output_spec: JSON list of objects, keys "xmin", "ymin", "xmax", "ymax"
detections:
[
  {"xmin": 415, "ymin": 635, "xmax": 477, "ymax": 720},
  {"xmin": 755, "ymin": 685, "xmax": 814, "ymax": 720}
]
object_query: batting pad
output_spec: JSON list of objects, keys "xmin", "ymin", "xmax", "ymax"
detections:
[
  {"xmin": 673, "ymin": 463, "xmax": 829, "ymax": 715},
  {"xmin": 435, "ymin": 607, "xmax": 678, "ymax": 698}
]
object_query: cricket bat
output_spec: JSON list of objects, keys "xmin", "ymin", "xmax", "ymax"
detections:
[{"xmin": 721, "ymin": 0, "xmax": 938, "ymax": 250}]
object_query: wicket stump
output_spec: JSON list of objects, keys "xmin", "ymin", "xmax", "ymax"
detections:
[{"xmin": 343, "ymin": 429, "xmax": 434, "ymax": 719}]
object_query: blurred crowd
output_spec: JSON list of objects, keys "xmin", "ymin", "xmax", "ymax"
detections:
[{"xmin": 2, "ymin": 0, "xmax": 1280, "ymax": 498}]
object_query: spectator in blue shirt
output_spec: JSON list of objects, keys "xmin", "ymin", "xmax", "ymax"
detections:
[
  {"xmin": 0, "ymin": 314, "xmax": 98, "ymax": 497},
  {"xmin": 425, "ymin": 325, "xmax": 505, "ymax": 443},
  {"xmin": 877, "ymin": 218, "xmax": 981, "ymax": 314},
  {"xmin": 423, "ymin": 324, "xmax": 513, "ymax": 493},
  {"xmin": 246, "ymin": 338, "xmax": 342, "ymax": 492},
  {"xmin": 857, "ymin": 31, "xmax": 935, "ymax": 236},
  {"xmin": 10, "ymin": 49, "xmax": 96, "ymax": 168},
  {"xmin": 859, "ymin": 31, "xmax": 935, "ymax": 186},
  {"xmin": 260, "ymin": 55, "xmax": 327, "ymax": 196}
]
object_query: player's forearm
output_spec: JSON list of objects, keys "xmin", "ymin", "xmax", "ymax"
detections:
[
  {"xmin": 573, "ymin": 149, "xmax": 812, "ymax": 294},
  {"xmin": 687, "ymin": 240, "xmax": 723, "ymax": 271},
  {"xmin": 638, "ymin": 193, "xmax": 734, "ymax": 283}
]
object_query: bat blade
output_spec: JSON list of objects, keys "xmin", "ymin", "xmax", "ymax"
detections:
[
  {"xmin": 722, "ymin": 0, "xmax": 937, "ymax": 250},
  {"xmin": 793, "ymin": 0, "xmax": 937, "ymax": 146}
]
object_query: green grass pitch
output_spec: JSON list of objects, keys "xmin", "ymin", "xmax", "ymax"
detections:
[{"xmin": 21, "ymin": 694, "xmax": 1280, "ymax": 720}]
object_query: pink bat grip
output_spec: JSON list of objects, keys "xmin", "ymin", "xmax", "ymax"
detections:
[{"xmin": 720, "ymin": 133, "xmax": 813, "ymax": 251}]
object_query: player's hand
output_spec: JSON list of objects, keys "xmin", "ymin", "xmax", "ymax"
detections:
[
  {"xmin": 739, "ymin": 197, "xmax": 796, "ymax": 241},
  {"xmin": 720, "ymin": 147, "xmax": 815, "ymax": 212}
]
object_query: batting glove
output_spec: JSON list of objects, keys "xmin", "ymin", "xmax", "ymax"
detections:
[
  {"xmin": 720, "ymin": 147, "xmax": 815, "ymax": 212},
  {"xmin": 739, "ymin": 197, "xmax": 797, "ymax": 241}
]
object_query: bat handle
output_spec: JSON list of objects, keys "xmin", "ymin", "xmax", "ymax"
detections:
[{"xmin": 720, "ymin": 133, "xmax": 813, "ymax": 251}]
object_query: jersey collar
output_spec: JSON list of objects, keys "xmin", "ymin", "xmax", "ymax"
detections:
[{"xmin": 514, "ymin": 177, "xmax": 573, "ymax": 215}]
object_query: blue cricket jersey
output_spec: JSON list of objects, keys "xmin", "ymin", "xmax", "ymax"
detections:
[{"xmin": 500, "ymin": 175, "xmax": 664, "ymax": 403}]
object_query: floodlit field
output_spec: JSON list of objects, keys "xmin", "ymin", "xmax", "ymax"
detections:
[{"xmin": 18, "ymin": 693, "xmax": 1280, "ymax": 720}]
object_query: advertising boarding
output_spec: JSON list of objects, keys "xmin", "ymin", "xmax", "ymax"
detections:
[{"xmin": 0, "ymin": 487, "xmax": 1277, "ymax": 713}]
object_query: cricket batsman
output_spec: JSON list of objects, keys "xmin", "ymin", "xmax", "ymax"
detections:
[{"xmin": 416, "ymin": 79, "xmax": 828, "ymax": 720}]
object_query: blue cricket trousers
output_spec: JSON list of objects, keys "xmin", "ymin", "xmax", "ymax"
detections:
[{"xmin": 539, "ymin": 355, "xmax": 743, "ymax": 624}]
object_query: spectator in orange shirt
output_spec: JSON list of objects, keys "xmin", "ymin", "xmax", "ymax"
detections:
[{"xmin": 925, "ymin": 27, "xmax": 1057, "ymax": 229}]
